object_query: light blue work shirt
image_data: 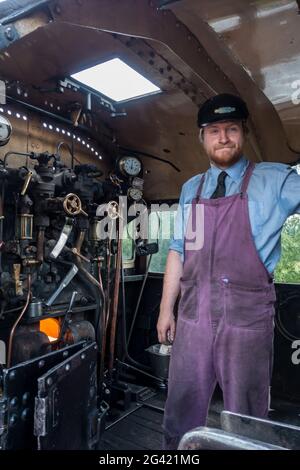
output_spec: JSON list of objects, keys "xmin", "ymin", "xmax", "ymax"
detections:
[{"xmin": 169, "ymin": 156, "xmax": 300, "ymax": 273}]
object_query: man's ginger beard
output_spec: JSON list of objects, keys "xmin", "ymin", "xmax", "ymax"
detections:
[{"xmin": 204, "ymin": 143, "xmax": 244, "ymax": 167}]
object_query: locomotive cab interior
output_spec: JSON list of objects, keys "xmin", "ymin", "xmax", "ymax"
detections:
[{"xmin": 0, "ymin": 0, "xmax": 299, "ymax": 451}]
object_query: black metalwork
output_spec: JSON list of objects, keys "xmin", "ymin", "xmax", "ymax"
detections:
[
  {"xmin": 178, "ymin": 426, "xmax": 286, "ymax": 450},
  {"xmin": 34, "ymin": 341, "xmax": 99, "ymax": 450},
  {"xmin": 221, "ymin": 411, "xmax": 300, "ymax": 450},
  {"xmin": 0, "ymin": 342, "xmax": 86, "ymax": 449}
]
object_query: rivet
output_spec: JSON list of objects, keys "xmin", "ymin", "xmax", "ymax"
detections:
[
  {"xmin": 38, "ymin": 360, "xmax": 45, "ymax": 368},
  {"xmin": 47, "ymin": 377, "xmax": 53, "ymax": 386},
  {"xmin": 21, "ymin": 408, "xmax": 30, "ymax": 421},
  {"xmin": 9, "ymin": 371, "xmax": 16, "ymax": 381},
  {"xmin": 10, "ymin": 397, "xmax": 18, "ymax": 407},
  {"xmin": 22, "ymin": 392, "xmax": 30, "ymax": 405},
  {"xmin": 63, "ymin": 351, "xmax": 68, "ymax": 358},
  {"xmin": 65, "ymin": 364, "xmax": 70, "ymax": 371},
  {"xmin": 9, "ymin": 414, "xmax": 17, "ymax": 425},
  {"xmin": 5, "ymin": 27, "xmax": 14, "ymax": 41},
  {"xmin": 81, "ymin": 353, "xmax": 86, "ymax": 360}
]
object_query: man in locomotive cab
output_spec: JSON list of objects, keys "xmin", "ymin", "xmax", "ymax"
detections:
[{"xmin": 157, "ymin": 93, "xmax": 300, "ymax": 449}]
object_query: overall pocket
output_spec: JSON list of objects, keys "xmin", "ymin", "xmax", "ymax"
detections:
[
  {"xmin": 178, "ymin": 279, "xmax": 199, "ymax": 322},
  {"xmin": 224, "ymin": 281, "xmax": 275, "ymax": 330}
]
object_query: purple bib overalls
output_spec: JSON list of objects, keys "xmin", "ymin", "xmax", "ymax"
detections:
[{"xmin": 163, "ymin": 162, "xmax": 276, "ymax": 449}]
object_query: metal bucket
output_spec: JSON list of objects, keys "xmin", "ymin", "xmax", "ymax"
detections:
[{"xmin": 146, "ymin": 344, "xmax": 172, "ymax": 379}]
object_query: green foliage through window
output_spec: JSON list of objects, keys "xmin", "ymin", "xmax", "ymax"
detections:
[
  {"xmin": 149, "ymin": 210, "xmax": 176, "ymax": 273},
  {"xmin": 275, "ymin": 214, "xmax": 300, "ymax": 284}
]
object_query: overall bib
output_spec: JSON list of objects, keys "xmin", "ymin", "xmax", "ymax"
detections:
[{"xmin": 163, "ymin": 162, "xmax": 276, "ymax": 449}]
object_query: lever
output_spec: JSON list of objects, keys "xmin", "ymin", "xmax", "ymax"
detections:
[
  {"xmin": 57, "ymin": 291, "xmax": 78, "ymax": 343},
  {"xmin": 20, "ymin": 171, "xmax": 33, "ymax": 196},
  {"xmin": 45, "ymin": 264, "xmax": 78, "ymax": 306},
  {"xmin": 50, "ymin": 217, "xmax": 73, "ymax": 259}
]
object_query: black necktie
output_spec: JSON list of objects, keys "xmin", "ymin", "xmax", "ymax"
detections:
[{"xmin": 210, "ymin": 171, "xmax": 227, "ymax": 199}]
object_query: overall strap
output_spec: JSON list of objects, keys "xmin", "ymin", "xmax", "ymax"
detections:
[
  {"xmin": 196, "ymin": 174, "xmax": 206, "ymax": 200},
  {"xmin": 240, "ymin": 161, "xmax": 255, "ymax": 196}
]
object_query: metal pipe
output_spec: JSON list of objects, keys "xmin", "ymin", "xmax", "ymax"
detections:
[
  {"xmin": 7, "ymin": 274, "xmax": 31, "ymax": 368},
  {"xmin": 4, "ymin": 151, "xmax": 33, "ymax": 168},
  {"xmin": 6, "ymin": 95, "xmax": 99, "ymax": 139},
  {"xmin": 56, "ymin": 141, "xmax": 77, "ymax": 167},
  {"xmin": 127, "ymin": 255, "xmax": 152, "ymax": 347},
  {"xmin": 120, "ymin": 252, "xmax": 152, "ymax": 373},
  {"xmin": 0, "ymin": 180, "xmax": 5, "ymax": 272},
  {"xmin": 108, "ymin": 233, "xmax": 122, "ymax": 375},
  {"xmin": 75, "ymin": 230, "xmax": 86, "ymax": 254},
  {"xmin": 36, "ymin": 227, "xmax": 45, "ymax": 263}
]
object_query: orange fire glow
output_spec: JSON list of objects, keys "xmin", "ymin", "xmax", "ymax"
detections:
[{"xmin": 40, "ymin": 318, "xmax": 60, "ymax": 342}]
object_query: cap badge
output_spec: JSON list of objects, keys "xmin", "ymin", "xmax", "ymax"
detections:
[{"xmin": 214, "ymin": 106, "xmax": 236, "ymax": 114}]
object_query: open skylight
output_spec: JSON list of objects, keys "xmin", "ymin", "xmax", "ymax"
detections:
[{"xmin": 71, "ymin": 58, "xmax": 161, "ymax": 103}]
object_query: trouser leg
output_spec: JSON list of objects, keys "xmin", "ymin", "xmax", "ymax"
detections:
[
  {"xmin": 163, "ymin": 355, "xmax": 216, "ymax": 450},
  {"xmin": 215, "ymin": 324, "xmax": 274, "ymax": 417}
]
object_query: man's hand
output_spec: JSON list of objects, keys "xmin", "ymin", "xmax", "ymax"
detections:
[
  {"xmin": 157, "ymin": 310, "xmax": 176, "ymax": 344},
  {"xmin": 157, "ymin": 250, "xmax": 183, "ymax": 344}
]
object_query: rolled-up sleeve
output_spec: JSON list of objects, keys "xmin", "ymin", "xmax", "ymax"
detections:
[
  {"xmin": 169, "ymin": 185, "xmax": 185, "ymax": 255},
  {"xmin": 278, "ymin": 166, "xmax": 300, "ymax": 216}
]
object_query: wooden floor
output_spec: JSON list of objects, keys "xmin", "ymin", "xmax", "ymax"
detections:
[
  {"xmin": 99, "ymin": 388, "xmax": 223, "ymax": 450},
  {"xmin": 101, "ymin": 406, "xmax": 164, "ymax": 450},
  {"xmin": 99, "ymin": 385, "xmax": 300, "ymax": 450}
]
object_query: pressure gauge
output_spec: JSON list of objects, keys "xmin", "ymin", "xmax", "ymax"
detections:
[
  {"xmin": 0, "ymin": 114, "xmax": 12, "ymax": 146},
  {"xmin": 128, "ymin": 187, "xmax": 143, "ymax": 202},
  {"xmin": 118, "ymin": 156, "xmax": 142, "ymax": 177}
]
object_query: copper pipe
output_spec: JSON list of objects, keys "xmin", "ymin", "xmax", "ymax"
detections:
[
  {"xmin": 97, "ymin": 259, "xmax": 107, "ymax": 380},
  {"xmin": 7, "ymin": 274, "xmax": 31, "ymax": 368},
  {"xmin": 108, "ymin": 234, "xmax": 122, "ymax": 376},
  {"xmin": 75, "ymin": 230, "xmax": 86, "ymax": 253}
]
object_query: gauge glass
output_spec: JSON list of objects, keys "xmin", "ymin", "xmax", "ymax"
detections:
[
  {"xmin": 0, "ymin": 114, "xmax": 12, "ymax": 145},
  {"xmin": 119, "ymin": 156, "xmax": 142, "ymax": 176},
  {"xmin": 128, "ymin": 187, "xmax": 143, "ymax": 201}
]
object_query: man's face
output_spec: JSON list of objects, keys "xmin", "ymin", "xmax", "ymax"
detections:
[{"xmin": 201, "ymin": 121, "xmax": 244, "ymax": 168}]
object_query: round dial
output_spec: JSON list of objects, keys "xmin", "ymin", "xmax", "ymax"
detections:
[
  {"xmin": 119, "ymin": 156, "xmax": 142, "ymax": 177},
  {"xmin": 127, "ymin": 187, "xmax": 143, "ymax": 202},
  {"xmin": 0, "ymin": 114, "xmax": 12, "ymax": 146}
]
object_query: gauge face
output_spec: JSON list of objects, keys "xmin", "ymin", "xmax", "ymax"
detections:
[
  {"xmin": 128, "ymin": 187, "xmax": 143, "ymax": 201},
  {"xmin": 0, "ymin": 115, "xmax": 12, "ymax": 146},
  {"xmin": 119, "ymin": 156, "xmax": 142, "ymax": 177}
]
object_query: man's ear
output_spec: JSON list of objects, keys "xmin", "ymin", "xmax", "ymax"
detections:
[{"xmin": 199, "ymin": 128, "xmax": 204, "ymax": 144}]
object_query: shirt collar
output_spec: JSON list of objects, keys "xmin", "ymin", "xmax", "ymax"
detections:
[{"xmin": 209, "ymin": 156, "xmax": 248, "ymax": 183}]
